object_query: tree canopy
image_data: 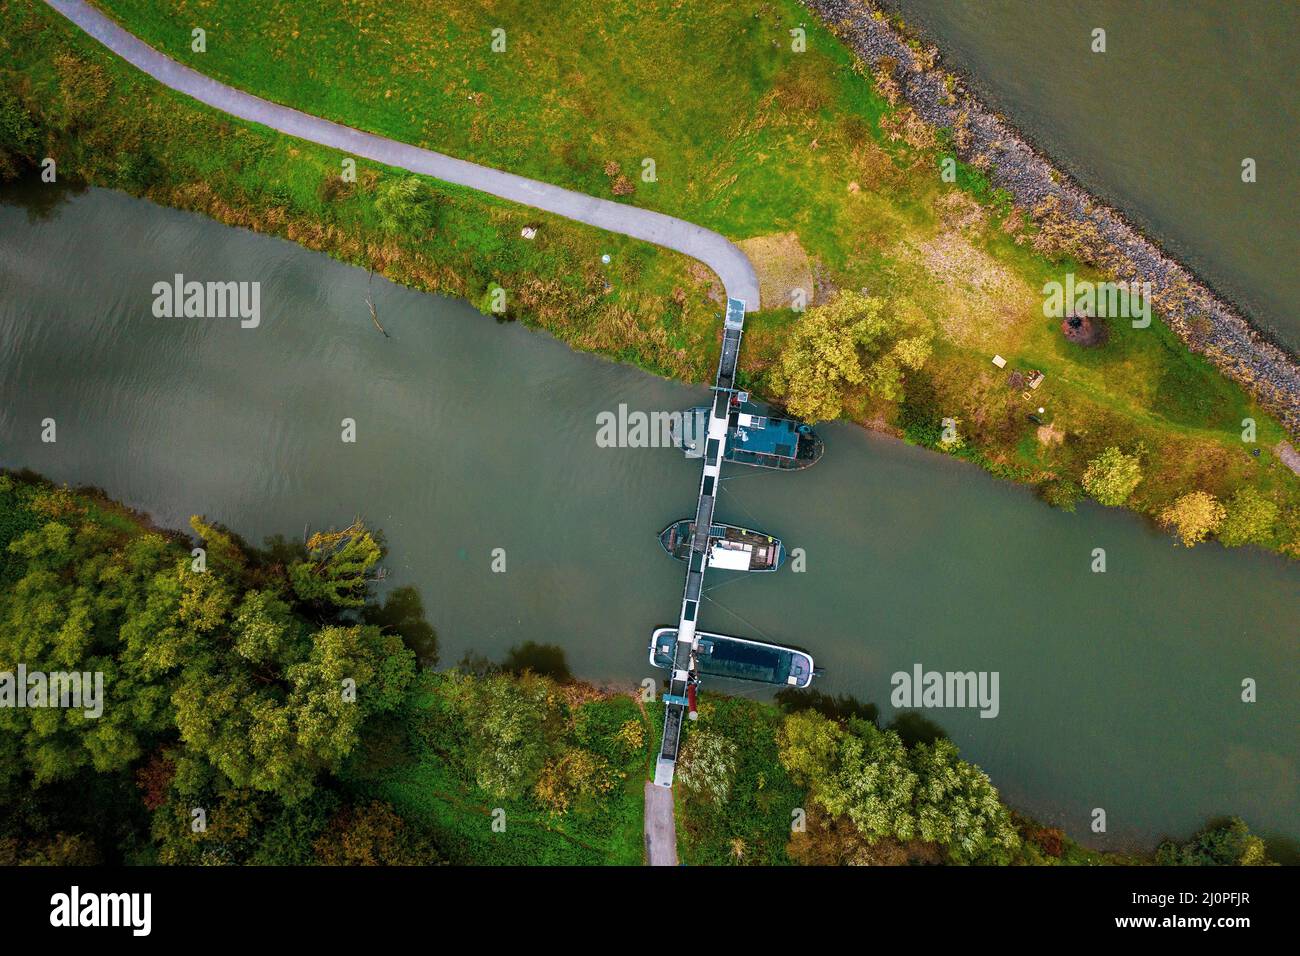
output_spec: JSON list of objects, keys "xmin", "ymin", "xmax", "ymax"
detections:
[
  {"xmin": 769, "ymin": 292, "xmax": 931, "ymax": 423},
  {"xmin": 1081, "ymin": 445, "xmax": 1144, "ymax": 506},
  {"xmin": 777, "ymin": 709, "xmax": 1018, "ymax": 863},
  {"xmin": 0, "ymin": 475, "xmax": 424, "ymax": 863},
  {"xmin": 1158, "ymin": 491, "xmax": 1226, "ymax": 547}
]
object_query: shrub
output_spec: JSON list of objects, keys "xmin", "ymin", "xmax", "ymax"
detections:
[
  {"xmin": 374, "ymin": 175, "xmax": 440, "ymax": 235},
  {"xmin": 1081, "ymin": 446, "xmax": 1143, "ymax": 506},
  {"xmin": 1155, "ymin": 817, "xmax": 1272, "ymax": 866},
  {"xmin": 1038, "ymin": 477, "xmax": 1083, "ymax": 512},
  {"xmin": 1158, "ymin": 491, "xmax": 1226, "ymax": 547},
  {"xmin": 1217, "ymin": 487, "xmax": 1279, "ymax": 547},
  {"xmin": 534, "ymin": 748, "xmax": 617, "ymax": 814},
  {"xmin": 677, "ymin": 729, "xmax": 739, "ymax": 807}
]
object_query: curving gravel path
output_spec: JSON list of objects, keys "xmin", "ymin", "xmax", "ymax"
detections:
[{"xmin": 44, "ymin": 0, "xmax": 761, "ymax": 310}]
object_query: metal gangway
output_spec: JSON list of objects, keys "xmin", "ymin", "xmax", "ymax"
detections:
[{"xmin": 654, "ymin": 298, "xmax": 746, "ymax": 787}]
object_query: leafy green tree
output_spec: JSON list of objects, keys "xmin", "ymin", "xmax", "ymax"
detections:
[
  {"xmin": 1081, "ymin": 445, "xmax": 1143, "ymax": 505},
  {"xmin": 769, "ymin": 292, "xmax": 887, "ymax": 422},
  {"xmin": 374, "ymin": 175, "xmax": 440, "ymax": 235},
  {"xmin": 151, "ymin": 787, "xmax": 337, "ymax": 866},
  {"xmin": 911, "ymin": 739, "xmax": 1019, "ymax": 863},
  {"xmin": 0, "ymin": 505, "xmax": 175, "ymax": 786},
  {"xmin": 233, "ymin": 589, "xmax": 305, "ymax": 666},
  {"xmin": 314, "ymin": 800, "xmax": 438, "ymax": 866},
  {"xmin": 819, "ymin": 722, "xmax": 918, "ymax": 842},
  {"xmin": 288, "ymin": 522, "xmax": 382, "ymax": 609},
  {"xmin": 0, "ymin": 88, "xmax": 39, "ymax": 179},
  {"xmin": 1038, "ymin": 477, "xmax": 1083, "ymax": 512},
  {"xmin": 777, "ymin": 709, "xmax": 844, "ymax": 786},
  {"xmin": 188, "ymin": 515, "xmax": 248, "ymax": 578},
  {"xmin": 863, "ymin": 333, "xmax": 934, "ymax": 402},
  {"xmin": 0, "ymin": 832, "xmax": 100, "ymax": 866},
  {"xmin": 1155, "ymin": 817, "xmax": 1272, "ymax": 866},
  {"xmin": 770, "ymin": 292, "xmax": 932, "ymax": 420},
  {"xmin": 442, "ymin": 671, "xmax": 562, "ymax": 798},
  {"xmin": 1218, "ymin": 487, "xmax": 1279, "ymax": 547},
  {"xmin": 0, "ymin": 475, "xmax": 430, "ymax": 859},
  {"xmin": 288, "ymin": 625, "xmax": 415, "ymax": 763},
  {"xmin": 172, "ymin": 624, "xmax": 413, "ymax": 803},
  {"xmin": 782, "ymin": 712, "xmax": 919, "ymax": 841}
]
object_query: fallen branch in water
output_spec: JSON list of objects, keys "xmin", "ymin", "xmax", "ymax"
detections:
[{"xmin": 366, "ymin": 271, "xmax": 389, "ymax": 338}]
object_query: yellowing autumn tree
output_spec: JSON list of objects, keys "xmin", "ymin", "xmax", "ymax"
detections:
[
  {"xmin": 770, "ymin": 292, "xmax": 930, "ymax": 422},
  {"xmin": 1159, "ymin": 491, "xmax": 1226, "ymax": 547}
]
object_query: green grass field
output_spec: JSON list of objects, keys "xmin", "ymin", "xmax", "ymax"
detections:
[{"xmin": 3, "ymin": 0, "xmax": 1297, "ymax": 551}]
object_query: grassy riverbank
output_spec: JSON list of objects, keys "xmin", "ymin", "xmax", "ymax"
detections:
[{"xmin": 2, "ymin": 0, "xmax": 1298, "ymax": 554}]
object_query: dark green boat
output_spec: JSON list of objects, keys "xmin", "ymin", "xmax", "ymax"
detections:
[
  {"xmin": 649, "ymin": 627, "xmax": 815, "ymax": 687},
  {"xmin": 673, "ymin": 399, "xmax": 824, "ymax": 471},
  {"xmin": 658, "ymin": 519, "xmax": 784, "ymax": 572}
]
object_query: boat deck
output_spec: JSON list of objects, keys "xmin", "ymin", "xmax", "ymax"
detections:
[
  {"xmin": 650, "ymin": 628, "xmax": 814, "ymax": 688},
  {"xmin": 660, "ymin": 520, "xmax": 783, "ymax": 571},
  {"xmin": 675, "ymin": 403, "xmax": 823, "ymax": 470}
]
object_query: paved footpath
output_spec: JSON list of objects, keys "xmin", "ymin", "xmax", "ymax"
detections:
[
  {"xmin": 45, "ymin": 0, "xmax": 761, "ymax": 310},
  {"xmin": 643, "ymin": 782, "xmax": 679, "ymax": 866}
]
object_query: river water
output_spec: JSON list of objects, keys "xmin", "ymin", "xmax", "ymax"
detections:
[
  {"xmin": 886, "ymin": 0, "xmax": 1299, "ymax": 354},
  {"xmin": 1, "ymin": 185, "xmax": 1295, "ymax": 851}
]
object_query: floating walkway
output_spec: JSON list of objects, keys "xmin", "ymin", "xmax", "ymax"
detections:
[
  {"xmin": 651, "ymin": 299, "xmax": 819, "ymax": 788},
  {"xmin": 653, "ymin": 299, "xmax": 745, "ymax": 786}
]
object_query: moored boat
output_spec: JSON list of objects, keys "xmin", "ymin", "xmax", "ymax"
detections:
[
  {"xmin": 659, "ymin": 519, "xmax": 784, "ymax": 571},
  {"xmin": 673, "ymin": 397, "xmax": 823, "ymax": 470},
  {"xmin": 648, "ymin": 627, "xmax": 815, "ymax": 687}
]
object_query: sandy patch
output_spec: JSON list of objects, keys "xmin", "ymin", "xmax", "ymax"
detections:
[
  {"xmin": 902, "ymin": 230, "xmax": 1033, "ymax": 347},
  {"xmin": 738, "ymin": 232, "xmax": 817, "ymax": 310},
  {"xmin": 1036, "ymin": 423, "xmax": 1065, "ymax": 446}
]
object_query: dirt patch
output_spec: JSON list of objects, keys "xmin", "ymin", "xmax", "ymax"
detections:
[
  {"xmin": 1036, "ymin": 423, "xmax": 1065, "ymax": 446},
  {"xmin": 904, "ymin": 229, "xmax": 1031, "ymax": 347},
  {"xmin": 1061, "ymin": 314, "xmax": 1109, "ymax": 347},
  {"xmin": 688, "ymin": 260, "xmax": 725, "ymax": 306},
  {"xmin": 738, "ymin": 232, "xmax": 817, "ymax": 310}
]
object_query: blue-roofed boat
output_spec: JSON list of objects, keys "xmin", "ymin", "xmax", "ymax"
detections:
[
  {"xmin": 659, "ymin": 519, "xmax": 784, "ymax": 572},
  {"xmin": 648, "ymin": 627, "xmax": 815, "ymax": 688},
  {"xmin": 673, "ymin": 398, "xmax": 824, "ymax": 470}
]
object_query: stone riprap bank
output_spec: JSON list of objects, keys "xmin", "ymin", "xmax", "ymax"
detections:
[{"xmin": 801, "ymin": 0, "xmax": 1300, "ymax": 435}]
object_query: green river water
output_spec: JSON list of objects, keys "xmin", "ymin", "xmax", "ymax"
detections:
[{"xmin": 0, "ymin": 185, "xmax": 1295, "ymax": 851}]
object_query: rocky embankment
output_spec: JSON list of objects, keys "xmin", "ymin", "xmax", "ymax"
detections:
[{"xmin": 801, "ymin": 0, "xmax": 1300, "ymax": 435}]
